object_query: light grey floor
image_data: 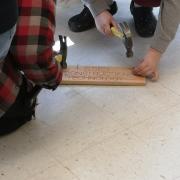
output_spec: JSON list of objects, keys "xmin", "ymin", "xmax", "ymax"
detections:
[{"xmin": 1, "ymin": 0, "xmax": 180, "ymax": 179}]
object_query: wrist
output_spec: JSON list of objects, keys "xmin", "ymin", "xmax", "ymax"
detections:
[
  {"xmin": 146, "ymin": 48, "xmax": 162, "ymax": 62},
  {"xmin": 87, "ymin": 0, "xmax": 109, "ymax": 17},
  {"xmin": 96, "ymin": 10, "xmax": 110, "ymax": 17}
]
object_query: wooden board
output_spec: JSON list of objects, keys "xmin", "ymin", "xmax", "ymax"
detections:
[{"xmin": 61, "ymin": 66, "xmax": 146, "ymax": 86}]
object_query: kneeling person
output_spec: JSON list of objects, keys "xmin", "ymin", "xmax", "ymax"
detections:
[{"xmin": 0, "ymin": 0, "xmax": 62, "ymax": 135}]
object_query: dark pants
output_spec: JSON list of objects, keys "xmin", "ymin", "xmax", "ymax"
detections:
[
  {"xmin": 134, "ymin": 0, "xmax": 161, "ymax": 7},
  {"xmin": 0, "ymin": 77, "xmax": 36, "ymax": 136}
]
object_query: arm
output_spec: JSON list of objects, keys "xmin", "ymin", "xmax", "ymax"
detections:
[
  {"xmin": 10, "ymin": 0, "xmax": 62, "ymax": 88},
  {"xmin": 82, "ymin": 0, "xmax": 118, "ymax": 35},
  {"xmin": 82, "ymin": 0, "xmax": 110, "ymax": 17},
  {"xmin": 151, "ymin": 0, "xmax": 180, "ymax": 53},
  {"xmin": 133, "ymin": 0, "xmax": 180, "ymax": 80}
]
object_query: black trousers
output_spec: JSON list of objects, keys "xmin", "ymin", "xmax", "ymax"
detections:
[{"xmin": 0, "ymin": 77, "xmax": 36, "ymax": 136}]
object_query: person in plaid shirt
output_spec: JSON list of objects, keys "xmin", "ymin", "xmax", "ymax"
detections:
[{"xmin": 0, "ymin": 0, "xmax": 62, "ymax": 135}]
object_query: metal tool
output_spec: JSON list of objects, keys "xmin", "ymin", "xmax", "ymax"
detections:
[
  {"xmin": 59, "ymin": 35, "xmax": 67, "ymax": 69},
  {"xmin": 111, "ymin": 22, "xmax": 133, "ymax": 58},
  {"xmin": 54, "ymin": 35, "xmax": 68, "ymax": 69}
]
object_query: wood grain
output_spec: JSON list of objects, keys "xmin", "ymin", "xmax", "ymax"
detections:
[{"xmin": 61, "ymin": 66, "xmax": 146, "ymax": 86}]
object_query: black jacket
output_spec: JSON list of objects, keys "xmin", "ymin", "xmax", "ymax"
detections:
[{"xmin": 0, "ymin": 0, "xmax": 18, "ymax": 34}]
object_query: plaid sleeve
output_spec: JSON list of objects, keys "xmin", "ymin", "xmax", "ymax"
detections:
[{"xmin": 9, "ymin": 0, "xmax": 62, "ymax": 88}]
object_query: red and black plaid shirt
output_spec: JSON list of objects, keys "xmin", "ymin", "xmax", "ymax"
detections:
[{"xmin": 0, "ymin": 0, "xmax": 62, "ymax": 117}]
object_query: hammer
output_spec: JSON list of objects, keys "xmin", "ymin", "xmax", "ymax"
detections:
[{"xmin": 111, "ymin": 22, "xmax": 133, "ymax": 58}]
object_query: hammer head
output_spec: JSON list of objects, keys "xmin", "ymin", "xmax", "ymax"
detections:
[
  {"xmin": 119, "ymin": 22, "xmax": 133, "ymax": 58},
  {"xmin": 59, "ymin": 35, "xmax": 68, "ymax": 69},
  {"xmin": 124, "ymin": 36, "xmax": 133, "ymax": 58}
]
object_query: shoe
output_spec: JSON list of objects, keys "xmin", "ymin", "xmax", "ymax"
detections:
[
  {"xmin": 68, "ymin": 1, "xmax": 118, "ymax": 32},
  {"xmin": 0, "ymin": 77, "xmax": 37, "ymax": 136},
  {"xmin": 130, "ymin": 1, "xmax": 157, "ymax": 37}
]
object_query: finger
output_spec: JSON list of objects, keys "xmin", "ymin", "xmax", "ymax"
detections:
[
  {"xmin": 151, "ymin": 71, "xmax": 159, "ymax": 81},
  {"xmin": 143, "ymin": 70, "xmax": 159, "ymax": 81},
  {"xmin": 97, "ymin": 25, "xmax": 105, "ymax": 35},
  {"xmin": 106, "ymin": 28, "xmax": 113, "ymax": 36},
  {"xmin": 111, "ymin": 19, "xmax": 119, "ymax": 30},
  {"xmin": 134, "ymin": 67, "xmax": 150, "ymax": 76},
  {"xmin": 103, "ymin": 25, "xmax": 112, "ymax": 36},
  {"xmin": 139, "ymin": 68, "xmax": 151, "ymax": 76},
  {"xmin": 145, "ymin": 70, "xmax": 154, "ymax": 79},
  {"xmin": 133, "ymin": 63, "xmax": 147, "ymax": 74},
  {"xmin": 133, "ymin": 60, "xmax": 146, "ymax": 72}
]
